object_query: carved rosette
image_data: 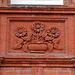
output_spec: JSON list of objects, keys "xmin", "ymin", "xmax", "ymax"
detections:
[{"xmin": 12, "ymin": 21, "xmax": 63, "ymax": 53}]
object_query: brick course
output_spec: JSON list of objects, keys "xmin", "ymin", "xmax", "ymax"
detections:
[
  {"xmin": 0, "ymin": 67, "xmax": 31, "ymax": 75},
  {"xmin": 44, "ymin": 68, "xmax": 75, "ymax": 75},
  {"xmin": 0, "ymin": 67, "xmax": 75, "ymax": 75}
]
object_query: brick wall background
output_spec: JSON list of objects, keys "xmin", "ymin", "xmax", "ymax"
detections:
[
  {"xmin": 0, "ymin": 67, "xmax": 31, "ymax": 75},
  {"xmin": 0, "ymin": 67, "xmax": 75, "ymax": 75},
  {"xmin": 0, "ymin": 0, "xmax": 75, "ymax": 75},
  {"xmin": 44, "ymin": 68, "xmax": 75, "ymax": 75}
]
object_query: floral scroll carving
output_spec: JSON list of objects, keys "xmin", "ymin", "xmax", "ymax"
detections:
[{"xmin": 12, "ymin": 21, "xmax": 63, "ymax": 53}]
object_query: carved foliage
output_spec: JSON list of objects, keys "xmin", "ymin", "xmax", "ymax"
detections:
[{"xmin": 12, "ymin": 21, "xmax": 62, "ymax": 53}]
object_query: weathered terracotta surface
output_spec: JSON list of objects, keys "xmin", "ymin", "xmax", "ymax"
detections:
[{"xmin": 0, "ymin": 0, "xmax": 75, "ymax": 75}]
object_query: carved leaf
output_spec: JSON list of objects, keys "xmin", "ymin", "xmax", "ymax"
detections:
[
  {"xmin": 53, "ymin": 38, "xmax": 60, "ymax": 44},
  {"xmin": 45, "ymin": 36, "xmax": 53, "ymax": 41},
  {"xmin": 15, "ymin": 36, "xmax": 23, "ymax": 44},
  {"xmin": 54, "ymin": 44, "xmax": 63, "ymax": 50},
  {"xmin": 12, "ymin": 44, "xmax": 22, "ymax": 50},
  {"xmin": 21, "ymin": 36, "xmax": 31, "ymax": 42}
]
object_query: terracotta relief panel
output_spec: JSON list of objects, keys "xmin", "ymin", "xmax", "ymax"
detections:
[{"xmin": 7, "ymin": 17, "xmax": 65, "ymax": 53}]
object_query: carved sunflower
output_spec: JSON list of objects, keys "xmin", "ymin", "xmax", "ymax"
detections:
[
  {"xmin": 50, "ymin": 27, "xmax": 60, "ymax": 38},
  {"xmin": 45, "ymin": 27, "xmax": 60, "ymax": 41},
  {"xmin": 31, "ymin": 21, "xmax": 45, "ymax": 33},
  {"xmin": 14, "ymin": 26, "xmax": 27, "ymax": 38}
]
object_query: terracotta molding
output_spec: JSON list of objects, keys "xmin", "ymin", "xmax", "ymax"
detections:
[
  {"xmin": 1, "ymin": 58, "xmax": 75, "ymax": 67},
  {"xmin": 71, "ymin": 57, "xmax": 75, "ymax": 67},
  {"xmin": 0, "ymin": 57, "xmax": 4, "ymax": 66},
  {"xmin": 0, "ymin": 7, "xmax": 75, "ymax": 14}
]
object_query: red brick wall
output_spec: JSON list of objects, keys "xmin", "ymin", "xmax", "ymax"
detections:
[
  {"xmin": 0, "ymin": 67, "xmax": 75, "ymax": 75},
  {"xmin": 0, "ymin": 0, "xmax": 75, "ymax": 75},
  {"xmin": 0, "ymin": 67, "xmax": 31, "ymax": 75},
  {"xmin": 44, "ymin": 68, "xmax": 75, "ymax": 75}
]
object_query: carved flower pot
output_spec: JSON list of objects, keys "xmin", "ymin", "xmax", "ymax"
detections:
[{"xmin": 28, "ymin": 43, "xmax": 48, "ymax": 52}]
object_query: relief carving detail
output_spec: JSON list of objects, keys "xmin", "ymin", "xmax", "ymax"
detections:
[{"xmin": 12, "ymin": 21, "xmax": 63, "ymax": 53}]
